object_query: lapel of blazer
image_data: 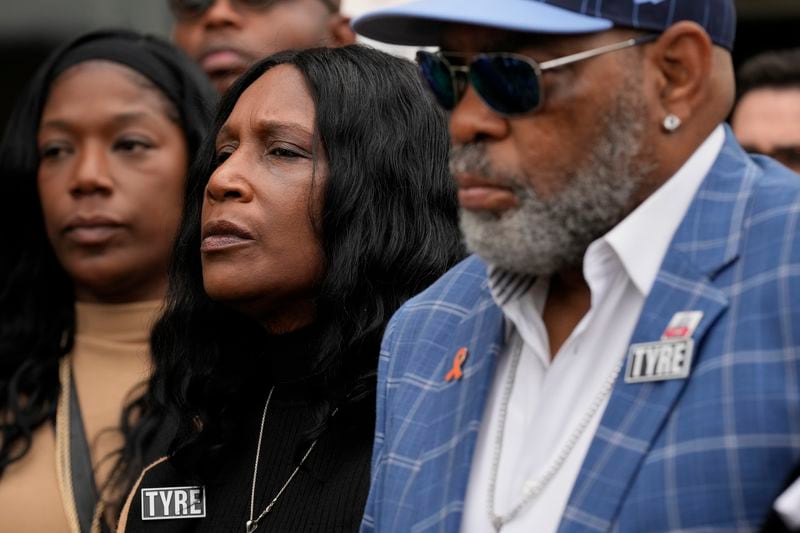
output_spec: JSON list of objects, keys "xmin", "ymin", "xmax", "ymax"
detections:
[
  {"xmin": 401, "ymin": 264, "xmax": 506, "ymax": 525},
  {"xmin": 559, "ymin": 128, "xmax": 758, "ymax": 531},
  {"xmin": 442, "ymin": 286, "xmax": 505, "ymax": 507}
]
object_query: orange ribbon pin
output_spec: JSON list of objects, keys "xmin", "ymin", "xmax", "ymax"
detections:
[{"xmin": 444, "ymin": 347, "xmax": 469, "ymax": 382}]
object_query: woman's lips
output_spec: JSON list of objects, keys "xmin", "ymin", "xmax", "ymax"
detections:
[
  {"xmin": 455, "ymin": 173, "xmax": 519, "ymax": 212},
  {"xmin": 65, "ymin": 226, "xmax": 122, "ymax": 245},
  {"xmin": 201, "ymin": 234, "xmax": 253, "ymax": 251},
  {"xmin": 201, "ymin": 219, "xmax": 255, "ymax": 252},
  {"xmin": 63, "ymin": 215, "xmax": 124, "ymax": 246}
]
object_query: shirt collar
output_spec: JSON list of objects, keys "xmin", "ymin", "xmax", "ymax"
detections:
[
  {"xmin": 488, "ymin": 124, "xmax": 726, "ymax": 305},
  {"xmin": 604, "ymin": 124, "xmax": 725, "ymax": 295},
  {"xmin": 488, "ymin": 266, "xmax": 537, "ymax": 307}
]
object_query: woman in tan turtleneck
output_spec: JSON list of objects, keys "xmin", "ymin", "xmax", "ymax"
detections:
[
  {"xmin": 0, "ymin": 302, "xmax": 162, "ymax": 532},
  {"xmin": 0, "ymin": 30, "xmax": 214, "ymax": 532}
]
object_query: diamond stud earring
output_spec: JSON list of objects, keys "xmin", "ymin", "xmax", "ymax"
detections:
[{"xmin": 663, "ymin": 114, "xmax": 682, "ymax": 133}]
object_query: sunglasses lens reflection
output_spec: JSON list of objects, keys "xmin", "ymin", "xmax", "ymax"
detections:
[
  {"xmin": 470, "ymin": 55, "xmax": 541, "ymax": 116},
  {"xmin": 417, "ymin": 52, "xmax": 457, "ymax": 111},
  {"xmin": 170, "ymin": 0, "xmax": 282, "ymax": 19},
  {"xmin": 169, "ymin": 0, "xmax": 213, "ymax": 18},
  {"xmin": 417, "ymin": 52, "xmax": 542, "ymax": 116}
]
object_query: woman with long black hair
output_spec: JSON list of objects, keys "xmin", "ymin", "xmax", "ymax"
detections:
[
  {"xmin": 117, "ymin": 45, "xmax": 462, "ymax": 532},
  {"xmin": 0, "ymin": 30, "xmax": 215, "ymax": 531}
]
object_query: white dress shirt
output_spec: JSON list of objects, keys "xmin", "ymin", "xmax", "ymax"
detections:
[
  {"xmin": 776, "ymin": 477, "xmax": 800, "ymax": 530},
  {"xmin": 461, "ymin": 125, "xmax": 726, "ymax": 533}
]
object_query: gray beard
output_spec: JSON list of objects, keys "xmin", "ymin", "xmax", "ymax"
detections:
[{"xmin": 453, "ymin": 89, "xmax": 651, "ymax": 277}]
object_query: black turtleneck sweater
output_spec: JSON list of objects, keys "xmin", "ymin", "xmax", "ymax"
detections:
[{"xmin": 119, "ymin": 327, "xmax": 374, "ymax": 533}]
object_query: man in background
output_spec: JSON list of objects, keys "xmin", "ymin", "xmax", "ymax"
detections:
[
  {"xmin": 732, "ymin": 48, "xmax": 800, "ymax": 173},
  {"xmin": 353, "ymin": 0, "xmax": 800, "ymax": 531},
  {"xmin": 168, "ymin": 0, "xmax": 355, "ymax": 92}
]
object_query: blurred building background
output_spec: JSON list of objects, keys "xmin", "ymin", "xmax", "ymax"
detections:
[{"xmin": 2, "ymin": 0, "xmax": 799, "ymax": 132}]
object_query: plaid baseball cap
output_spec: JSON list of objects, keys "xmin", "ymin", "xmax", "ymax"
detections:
[{"xmin": 353, "ymin": 0, "xmax": 736, "ymax": 50}]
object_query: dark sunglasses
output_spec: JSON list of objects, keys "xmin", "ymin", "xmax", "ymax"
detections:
[
  {"xmin": 416, "ymin": 34, "xmax": 658, "ymax": 117},
  {"xmin": 169, "ymin": 0, "xmax": 337, "ymax": 20}
]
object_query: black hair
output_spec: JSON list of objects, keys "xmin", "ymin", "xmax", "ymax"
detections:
[
  {"xmin": 736, "ymin": 48, "xmax": 800, "ymax": 103},
  {"xmin": 0, "ymin": 28, "xmax": 215, "ymax": 495},
  {"xmin": 123, "ymin": 44, "xmax": 463, "ymax": 478}
]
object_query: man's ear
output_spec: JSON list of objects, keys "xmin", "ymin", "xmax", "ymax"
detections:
[
  {"xmin": 328, "ymin": 14, "xmax": 357, "ymax": 46},
  {"xmin": 647, "ymin": 21, "xmax": 714, "ymax": 127}
]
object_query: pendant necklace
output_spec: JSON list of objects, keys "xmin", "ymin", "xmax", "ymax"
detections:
[
  {"xmin": 245, "ymin": 386, "xmax": 336, "ymax": 533},
  {"xmin": 487, "ymin": 335, "xmax": 624, "ymax": 531}
]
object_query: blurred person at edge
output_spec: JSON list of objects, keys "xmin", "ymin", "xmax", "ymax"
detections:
[
  {"xmin": 115, "ymin": 45, "xmax": 462, "ymax": 532},
  {"xmin": 168, "ymin": 0, "xmax": 356, "ymax": 93},
  {"xmin": 353, "ymin": 0, "xmax": 800, "ymax": 531},
  {"xmin": 732, "ymin": 48, "xmax": 800, "ymax": 174},
  {"xmin": 0, "ymin": 30, "xmax": 215, "ymax": 532}
]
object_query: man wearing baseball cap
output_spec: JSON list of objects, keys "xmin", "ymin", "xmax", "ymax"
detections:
[{"xmin": 353, "ymin": 1, "xmax": 800, "ymax": 531}]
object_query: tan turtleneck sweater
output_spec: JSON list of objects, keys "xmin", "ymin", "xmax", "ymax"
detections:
[{"xmin": 0, "ymin": 301, "xmax": 161, "ymax": 533}]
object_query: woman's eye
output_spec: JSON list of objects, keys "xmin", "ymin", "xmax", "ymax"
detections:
[
  {"xmin": 268, "ymin": 147, "xmax": 304, "ymax": 159},
  {"xmin": 114, "ymin": 138, "xmax": 154, "ymax": 153},
  {"xmin": 39, "ymin": 143, "xmax": 71, "ymax": 160},
  {"xmin": 214, "ymin": 148, "xmax": 234, "ymax": 167}
]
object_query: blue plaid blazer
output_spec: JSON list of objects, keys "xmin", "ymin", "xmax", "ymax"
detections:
[{"xmin": 361, "ymin": 128, "xmax": 800, "ymax": 532}]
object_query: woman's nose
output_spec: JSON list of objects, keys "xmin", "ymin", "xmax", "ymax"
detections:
[
  {"xmin": 205, "ymin": 153, "xmax": 254, "ymax": 204},
  {"xmin": 68, "ymin": 142, "xmax": 113, "ymax": 197}
]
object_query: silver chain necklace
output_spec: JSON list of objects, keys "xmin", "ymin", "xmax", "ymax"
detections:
[
  {"xmin": 246, "ymin": 386, "xmax": 331, "ymax": 533},
  {"xmin": 487, "ymin": 335, "xmax": 624, "ymax": 531}
]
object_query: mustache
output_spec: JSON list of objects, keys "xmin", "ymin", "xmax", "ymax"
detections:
[
  {"xmin": 449, "ymin": 143, "xmax": 525, "ymax": 190},
  {"xmin": 449, "ymin": 143, "xmax": 492, "ymax": 177}
]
